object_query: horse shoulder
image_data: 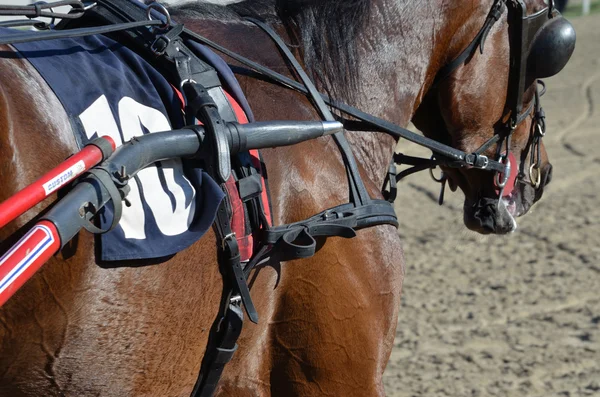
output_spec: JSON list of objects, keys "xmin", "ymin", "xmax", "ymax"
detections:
[{"xmin": 180, "ymin": 22, "xmax": 405, "ymax": 396}]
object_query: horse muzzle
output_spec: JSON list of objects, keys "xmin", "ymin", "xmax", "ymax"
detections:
[{"xmin": 463, "ymin": 162, "xmax": 552, "ymax": 235}]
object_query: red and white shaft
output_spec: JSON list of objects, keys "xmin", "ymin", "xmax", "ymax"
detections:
[
  {"xmin": 0, "ymin": 220, "xmax": 61, "ymax": 307},
  {"xmin": 0, "ymin": 137, "xmax": 115, "ymax": 229}
]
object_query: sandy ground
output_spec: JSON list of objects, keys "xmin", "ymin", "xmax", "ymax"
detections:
[{"xmin": 383, "ymin": 14, "xmax": 600, "ymax": 397}]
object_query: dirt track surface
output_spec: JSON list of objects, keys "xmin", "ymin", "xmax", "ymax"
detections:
[{"xmin": 384, "ymin": 15, "xmax": 600, "ymax": 397}]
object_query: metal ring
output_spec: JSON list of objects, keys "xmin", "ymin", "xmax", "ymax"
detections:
[
  {"xmin": 146, "ymin": 2, "xmax": 171, "ymax": 29},
  {"xmin": 221, "ymin": 232, "xmax": 236, "ymax": 250},
  {"xmin": 536, "ymin": 122, "xmax": 546, "ymax": 138},
  {"xmin": 180, "ymin": 78, "xmax": 197, "ymax": 89},
  {"xmin": 495, "ymin": 154, "xmax": 510, "ymax": 189},
  {"xmin": 529, "ymin": 163, "xmax": 541, "ymax": 189},
  {"xmin": 429, "ymin": 167, "xmax": 445, "ymax": 183}
]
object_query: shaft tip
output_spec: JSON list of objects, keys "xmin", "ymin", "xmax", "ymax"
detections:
[{"xmin": 322, "ymin": 121, "xmax": 344, "ymax": 135}]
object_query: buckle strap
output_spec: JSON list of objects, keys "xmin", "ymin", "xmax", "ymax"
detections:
[
  {"xmin": 191, "ymin": 301, "xmax": 243, "ymax": 397},
  {"xmin": 214, "ymin": 200, "xmax": 258, "ymax": 324},
  {"xmin": 479, "ymin": 0, "xmax": 506, "ymax": 53},
  {"xmin": 150, "ymin": 23, "xmax": 184, "ymax": 55},
  {"xmin": 264, "ymin": 200, "xmax": 398, "ymax": 261},
  {"xmin": 222, "ymin": 235, "xmax": 258, "ymax": 324}
]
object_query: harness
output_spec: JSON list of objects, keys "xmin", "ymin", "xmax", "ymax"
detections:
[{"xmin": 0, "ymin": 1, "xmax": 575, "ymax": 395}]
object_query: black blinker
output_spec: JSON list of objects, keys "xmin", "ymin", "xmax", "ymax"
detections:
[{"xmin": 527, "ymin": 17, "xmax": 576, "ymax": 79}]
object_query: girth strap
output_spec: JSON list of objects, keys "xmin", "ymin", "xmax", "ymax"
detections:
[
  {"xmin": 213, "ymin": 201, "xmax": 258, "ymax": 324},
  {"xmin": 180, "ymin": 76, "xmax": 256, "ymax": 397},
  {"xmin": 190, "ymin": 294, "xmax": 244, "ymax": 397}
]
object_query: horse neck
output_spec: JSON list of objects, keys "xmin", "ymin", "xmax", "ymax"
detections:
[{"xmin": 334, "ymin": 0, "xmax": 478, "ymax": 187}]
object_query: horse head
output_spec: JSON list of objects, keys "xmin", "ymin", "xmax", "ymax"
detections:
[{"xmin": 414, "ymin": 0, "xmax": 575, "ymax": 234}]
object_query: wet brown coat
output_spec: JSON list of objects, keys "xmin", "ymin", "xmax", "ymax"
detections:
[{"xmin": 0, "ymin": 0, "xmax": 552, "ymax": 395}]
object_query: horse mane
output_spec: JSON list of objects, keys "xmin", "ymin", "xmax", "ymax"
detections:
[{"xmin": 170, "ymin": 0, "xmax": 372, "ymax": 101}]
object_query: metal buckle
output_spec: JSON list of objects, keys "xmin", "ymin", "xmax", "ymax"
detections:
[
  {"xmin": 150, "ymin": 34, "xmax": 170, "ymax": 56},
  {"xmin": 466, "ymin": 154, "xmax": 489, "ymax": 169},
  {"xmin": 478, "ymin": 155, "xmax": 489, "ymax": 169},
  {"xmin": 180, "ymin": 78, "xmax": 197, "ymax": 89},
  {"xmin": 221, "ymin": 232, "xmax": 236, "ymax": 250},
  {"xmin": 229, "ymin": 294, "xmax": 242, "ymax": 306}
]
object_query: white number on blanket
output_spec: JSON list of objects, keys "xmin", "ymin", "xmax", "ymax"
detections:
[{"xmin": 79, "ymin": 95, "xmax": 196, "ymax": 239}]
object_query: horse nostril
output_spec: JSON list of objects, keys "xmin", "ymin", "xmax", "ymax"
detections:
[{"xmin": 542, "ymin": 164, "xmax": 553, "ymax": 187}]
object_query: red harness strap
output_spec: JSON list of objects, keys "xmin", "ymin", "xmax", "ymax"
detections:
[
  {"xmin": 173, "ymin": 86, "xmax": 271, "ymax": 262},
  {"xmin": 223, "ymin": 91, "xmax": 272, "ymax": 261}
]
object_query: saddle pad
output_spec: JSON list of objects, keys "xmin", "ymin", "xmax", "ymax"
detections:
[{"xmin": 6, "ymin": 30, "xmax": 225, "ymax": 261}]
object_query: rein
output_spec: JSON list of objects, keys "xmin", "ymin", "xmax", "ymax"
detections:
[
  {"xmin": 0, "ymin": 1, "xmax": 86, "ymax": 20},
  {"xmin": 0, "ymin": 7, "xmax": 513, "ymax": 181}
]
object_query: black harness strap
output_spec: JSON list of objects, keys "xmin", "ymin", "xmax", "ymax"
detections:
[
  {"xmin": 212, "ymin": 195, "xmax": 258, "ymax": 324},
  {"xmin": 432, "ymin": 1, "xmax": 505, "ymax": 88},
  {"xmin": 190, "ymin": 295, "xmax": 244, "ymax": 397},
  {"xmin": 183, "ymin": 83, "xmax": 232, "ymax": 183},
  {"xmin": 0, "ymin": 19, "xmax": 165, "ymax": 45},
  {"xmin": 180, "ymin": 28, "xmax": 505, "ymax": 174},
  {"xmin": 243, "ymin": 18, "xmax": 397, "ymax": 262},
  {"xmin": 135, "ymin": 19, "xmax": 267, "ymax": 394},
  {"xmin": 0, "ymin": 0, "xmax": 86, "ymax": 20},
  {"xmin": 182, "ymin": 82, "xmax": 257, "ymax": 397},
  {"xmin": 244, "ymin": 18, "xmax": 370, "ymax": 207},
  {"xmin": 190, "ymin": 298, "xmax": 243, "ymax": 397}
]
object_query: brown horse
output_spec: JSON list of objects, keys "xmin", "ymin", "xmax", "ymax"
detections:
[{"xmin": 0, "ymin": 0, "xmax": 563, "ymax": 395}]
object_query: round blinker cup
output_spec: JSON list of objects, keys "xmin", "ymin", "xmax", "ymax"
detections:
[{"xmin": 527, "ymin": 17, "xmax": 576, "ymax": 79}]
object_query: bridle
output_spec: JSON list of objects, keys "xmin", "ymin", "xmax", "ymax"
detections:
[{"xmin": 429, "ymin": 0, "xmax": 575, "ymax": 199}]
